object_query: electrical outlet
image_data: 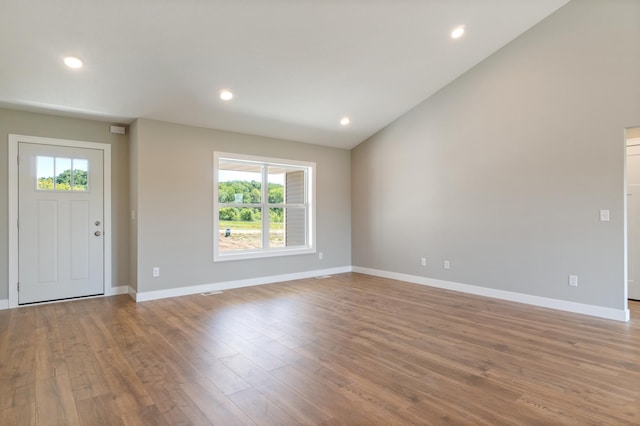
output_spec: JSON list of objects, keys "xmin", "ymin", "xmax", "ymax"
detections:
[
  {"xmin": 568, "ymin": 275, "xmax": 578, "ymax": 287},
  {"xmin": 153, "ymin": 267, "xmax": 160, "ymax": 277},
  {"xmin": 443, "ymin": 260, "xmax": 450, "ymax": 270},
  {"xmin": 421, "ymin": 257, "xmax": 427, "ymax": 266},
  {"xmin": 319, "ymin": 252, "xmax": 323, "ymax": 260},
  {"xmin": 599, "ymin": 209, "xmax": 610, "ymax": 222}
]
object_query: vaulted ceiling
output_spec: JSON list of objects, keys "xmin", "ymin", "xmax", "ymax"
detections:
[{"xmin": 0, "ymin": 0, "xmax": 569, "ymax": 148}]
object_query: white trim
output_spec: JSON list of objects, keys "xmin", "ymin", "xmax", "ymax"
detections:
[
  {"xmin": 8, "ymin": 138, "xmax": 17, "ymax": 308},
  {"xmin": 353, "ymin": 267, "xmax": 630, "ymax": 322},
  {"xmin": 128, "ymin": 287, "xmax": 138, "ymax": 301},
  {"xmin": 213, "ymin": 247, "xmax": 317, "ymax": 262},
  {"xmin": 5, "ymin": 262, "xmax": 629, "ymax": 322},
  {"xmin": 135, "ymin": 266, "xmax": 351, "ymax": 302},
  {"xmin": 8, "ymin": 134, "xmax": 112, "ymax": 308},
  {"xmin": 109, "ymin": 286, "xmax": 130, "ymax": 296},
  {"xmin": 626, "ymin": 137, "xmax": 640, "ymax": 147}
]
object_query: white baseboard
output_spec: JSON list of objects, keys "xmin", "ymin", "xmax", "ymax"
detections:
[
  {"xmin": 128, "ymin": 287, "xmax": 138, "ymax": 301},
  {"xmin": 5, "ymin": 265, "xmax": 626, "ymax": 322},
  {"xmin": 135, "ymin": 266, "xmax": 352, "ymax": 302},
  {"xmin": 109, "ymin": 285, "xmax": 130, "ymax": 296},
  {"xmin": 352, "ymin": 266, "xmax": 630, "ymax": 322}
]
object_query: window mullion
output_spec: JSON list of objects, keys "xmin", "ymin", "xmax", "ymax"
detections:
[
  {"xmin": 304, "ymin": 169, "xmax": 309, "ymax": 246},
  {"xmin": 262, "ymin": 164, "xmax": 269, "ymax": 249},
  {"xmin": 70, "ymin": 159, "xmax": 74, "ymax": 190}
]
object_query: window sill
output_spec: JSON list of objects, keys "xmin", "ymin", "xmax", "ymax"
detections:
[{"xmin": 214, "ymin": 247, "xmax": 316, "ymax": 262}]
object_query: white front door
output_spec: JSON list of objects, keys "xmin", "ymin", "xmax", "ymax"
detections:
[
  {"xmin": 628, "ymin": 185, "xmax": 640, "ymax": 300},
  {"xmin": 18, "ymin": 142, "xmax": 104, "ymax": 304}
]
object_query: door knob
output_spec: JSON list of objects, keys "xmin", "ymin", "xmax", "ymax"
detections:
[{"xmin": 95, "ymin": 231, "xmax": 102, "ymax": 236}]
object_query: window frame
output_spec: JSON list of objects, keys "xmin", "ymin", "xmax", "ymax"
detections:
[{"xmin": 213, "ymin": 151, "xmax": 316, "ymax": 262}]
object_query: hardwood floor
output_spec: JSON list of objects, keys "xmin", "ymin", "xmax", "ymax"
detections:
[{"xmin": 1, "ymin": 273, "xmax": 639, "ymax": 425}]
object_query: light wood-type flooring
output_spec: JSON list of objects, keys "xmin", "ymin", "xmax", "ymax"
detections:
[{"xmin": 1, "ymin": 273, "xmax": 639, "ymax": 425}]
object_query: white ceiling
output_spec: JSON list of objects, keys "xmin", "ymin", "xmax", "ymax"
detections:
[{"xmin": 0, "ymin": 0, "xmax": 569, "ymax": 149}]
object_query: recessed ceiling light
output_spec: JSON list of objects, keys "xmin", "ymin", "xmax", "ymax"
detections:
[
  {"xmin": 63, "ymin": 56, "xmax": 83, "ymax": 69},
  {"xmin": 451, "ymin": 26, "xmax": 465, "ymax": 39},
  {"xmin": 340, "ymin": 117, "xmax": 351, "ymax": 126},
  {"xmin": 220, "ymin": 90, "xmax": 234, "ymax": 101}
]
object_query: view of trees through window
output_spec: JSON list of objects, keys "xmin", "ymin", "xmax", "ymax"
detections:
[
  {"xmin": 36, "ymin": 156, "xmax": 89, "ymax": 191},
  {"xmin": 218, "ymin": 180, "xmax": 284, "ymax": 222},
  {"xmin": 218, "ymin": 179, "xmax": 285, "ymax": 251},
  {"xmin": 37, "ymin": 169, "xmax": 88, "ymax": 191},
  {"xmin": 215, "ymin": 153, "xmax": 313, "ymax": 260}
]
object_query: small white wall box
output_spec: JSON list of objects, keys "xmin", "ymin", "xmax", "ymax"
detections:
[{"xmin": 110, "ymin": 125, "xmax": 126, "ymax": 135}]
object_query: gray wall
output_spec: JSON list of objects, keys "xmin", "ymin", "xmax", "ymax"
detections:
[
  {"xmin": 0, "ymin": 108, "xmax": 130, "ymax": 299},
  {"xmin": 131, "ymin": 118, "xmax": 351, "ymax": 293},
  {"xmin": 352, "ymin": 0, "xmax": 640, "ymax": 310}
]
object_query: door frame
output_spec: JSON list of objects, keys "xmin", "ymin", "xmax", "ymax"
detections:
[
  {"xmin": 626, "ymin": 134, "xmax": 640, "ymax": 303},
  {"xmin": 8, "ymin": 134, "xmax": 112, "ymax": 308}
]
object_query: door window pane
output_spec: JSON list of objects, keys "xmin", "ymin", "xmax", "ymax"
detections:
[
  {"xmin": 36, "ymin": 156, "xmax": 55, "ymax": 190},
  {"xmin": 55, "ymin": 158, "xmax": 72, "ymax": 191},
  {"xmin": 72, "ymin": 159, "xmax": 88, "ymax": 191}
]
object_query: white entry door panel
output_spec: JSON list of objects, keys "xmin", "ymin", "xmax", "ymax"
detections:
[
  {"xmin": 628, "ymin": 184, "xmax": 640, "ymax": 300},
  {"xmin": 18, "ymin": 142, "xmax": 104, "ymax": 304}
]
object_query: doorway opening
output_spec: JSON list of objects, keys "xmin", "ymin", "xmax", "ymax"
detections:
[{"xmin": 626, "ymin": 127, "xmax": 640, "ymax": 302}]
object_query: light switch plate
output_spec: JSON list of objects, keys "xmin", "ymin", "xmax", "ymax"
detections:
[{"xmin": 599, "ymin": 209, "xmax": 610, "ymax": 222}]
